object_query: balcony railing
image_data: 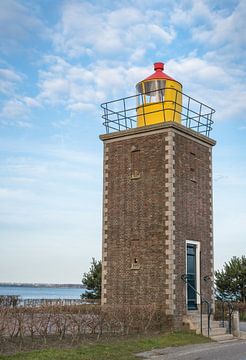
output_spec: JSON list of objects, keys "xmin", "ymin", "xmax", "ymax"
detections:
[{"xmin": 101, "ymin": 87, "xmax": 215, "ymax": 137}]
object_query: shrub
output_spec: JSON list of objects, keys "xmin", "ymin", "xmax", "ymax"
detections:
[{"xmin": 0, "ymin": 303, "xmax": 169, "ymax": 346}]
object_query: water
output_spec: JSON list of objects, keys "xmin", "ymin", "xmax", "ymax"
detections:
[{"xmin": 0, "ymin": 286, "xmax": 85, "ymax": 300}]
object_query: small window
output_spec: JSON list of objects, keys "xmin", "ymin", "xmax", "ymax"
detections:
[
  {"xmin": 131, "ymin": 240, "xmax": 140, "ymax": 269},
  {"xmin": 131, "ymin": 150, "xmax": 141, "ymax": 179},
  {"xmin": 190, "ymin": 152, "xmax": 197, "ymax": 183}
]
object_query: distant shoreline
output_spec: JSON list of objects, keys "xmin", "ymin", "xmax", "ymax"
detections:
[{"xmin": 0, "ymin": 283, "xmax": 84, "ymax": 289}]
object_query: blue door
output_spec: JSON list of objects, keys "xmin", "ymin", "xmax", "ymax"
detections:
[{"xmin": 187, "ymin": 244, "xmax": 198, "ymax": 310}]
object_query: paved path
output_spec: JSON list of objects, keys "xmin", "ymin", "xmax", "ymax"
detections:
[
  {"xmin": 240, "ymin": 322, "xmax": 246, "ymax": 332},
  {"xmin": 136, "ymin": 340, "xmax": 246, "ymax": 360}
]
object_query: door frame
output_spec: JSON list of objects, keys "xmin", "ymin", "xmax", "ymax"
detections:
[{"xmin": 186, "ymin": 240, "xmax": 201, "ymax": 308}]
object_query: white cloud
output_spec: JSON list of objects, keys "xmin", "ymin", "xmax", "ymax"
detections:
[
  {"xmin": 0, "ymin": 148, "xmax": 101, "ymax": 188},
  {"xmin": 51, "ymin": 1, "xmax": 175, "ymax": 59},
  {"xmin": 37, "ymin": 55, "xmax": 152, "ymax": 112},
  {"xmin": 107, "ymin": 7, "xmax": 142, "ymax": 27},
  {"xmin": 39, "ymin": 77, "xmax": 69, "ymax": 103},
  {"xmin": 170, "ymin": 0, "xmax": 214, "ymax": 27},
  {"xmin": 167, "ymin": 56, "xmax": 246, "ymax": 121},
  {"xmin": 0, "ymin": 67, "xmax": 23, "ymax": 95},
  {"xmin": 0, "ymin": 96, "xmax": 41, "ymax": 126},
  {"xmin": 1, "ymin": 0, "xmax": 245, "ymax": 127},
  {"xmin": 130, "ymin": 48, "xmax": 146, "ymax": 63},
  {"xmin": 34, "ymin": 0, "xmax": 242, "ymax": 124},
  {"xmin": 0, "ymin": 0, "xmax": 49, "ymax": 54},
  {"xmin": 67, "ymin": 102, "xmax": 95, "ymax": 112},
  {"xmin": 169, "ymin": 0, "xmax": 245, "ymax": 73},
  {"xmin": 168, "ymin": 57, "xmax": 230, "ymax": 87},
  {"xmin": 192, "ymin": 0, "xmax": 246, "ymax": 48},
  {"xmin": 0, "ymin": 68, "xmax": 22, "ymax": 82},
  {"xmin": 0, "ymin": 187, "xmax": 35, "ymax": 201},
  {"xmin": 0, "ymin": 66, "xmax": 40, "ymax": 126},
  {"xmin": 22, "ymin": 97, "xmax": 40, "ymax": 108},
  {"xmin": 1, "ymin": 99, "xmax": 28, "ymax": 119},
  {"xmin": 148, "ymin": 24, "xmax": 175, "ymax": 43},
  {"xmin": 48, "ymin": 148, "xmax": 101, "ymax": 166},
  {"xmin": 36, "ymin": 51, "xmax": 246, "ymax": 124},
  {"xmin": 0, "ymin": 146, "xmax": 102, "ymax": 231}
]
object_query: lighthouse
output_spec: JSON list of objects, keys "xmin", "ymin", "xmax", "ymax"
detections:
[{"xmin": 100, "ymin": 62, "xmax": 216, "ymax": 328}]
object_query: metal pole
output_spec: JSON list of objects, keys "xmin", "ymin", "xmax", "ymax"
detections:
[
  {"xmin": 208, "ymin": 303, "xmax": 211, "ymax": 337},
  {"xmin": 222, "ymin": 302, "xmax": 225, "ymax": 327},
  {"xmin": 200, "ymin": 250, "xmax": 202, "ymax": 335},
  {"xmin": 200, "ymin": 301, "xmax": 203, "ymax": 335}
]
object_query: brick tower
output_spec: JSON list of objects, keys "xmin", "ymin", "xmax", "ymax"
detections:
[{"xmin": 100, "ymin": 62, "xmax": 216, "ymax": 328}]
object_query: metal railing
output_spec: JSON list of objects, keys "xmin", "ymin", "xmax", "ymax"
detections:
[
  {"xmin": 101, "ymin": 87, "xmax": 215, "ymax": 137},
  {"xmin": 181, "ymin": 274, "xmax": 213, "ymax": 337},
  {"xmin": 203, "ymin": 275, "xmax": 234, "ymax": 334},
  {"xmin": 0, "ymin": 296, "xmax": 99, "ymax": 308},
  {"xmin": 20, "ymin": 298, "xmax": 97, "ymax": 307},
  {"xmin": 0, "ymin": 295, "xmax": 20, "ymax": 307}
]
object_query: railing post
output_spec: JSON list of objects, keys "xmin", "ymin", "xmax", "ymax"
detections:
[
  {"xmin": 203, "ymin": 275, "xmax": 235, "ymax": 334},
  {"xmin": 208, "ymin": 303, "xmax": 211, "ymax": 337},
  {"xmin": 200, "ymin": 300, "xmax": 203, "ymax": 335},
  {"xmin": 181, "ymin": 274, "xmax": 212, "ymax": 337},
  {"xmin": 173, "ymin": 88, "xmax": 178, "ymax": 122},
  {"xmin": 229, "ymin": 310, "xmax": 232, "ymax": 334},
  {"xmin": 222, "ymin": 301, "xmax": 225, "ymax": 327},
  {"xmin": 228, "ymin": 302, "xmax": 234, "ymax": 334},
  {"xmin": 200, "ymin": 250, "xmax": 202, "ymax": 334}
]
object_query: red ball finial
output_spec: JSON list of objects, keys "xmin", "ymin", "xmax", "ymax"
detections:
[{"xmin": 154, "ymin": 62, "xmax": 164, "ymax": 71}]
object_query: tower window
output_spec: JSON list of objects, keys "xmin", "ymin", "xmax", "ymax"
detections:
[
  {"xmin": 131, "ymin": 150, "xmax": 141, "ymax": 179},
  {"xmin": 131, "ymin": 239, "xmax": 140, "ymax": 269},
  {"xmin": 190, "ymin": 152, "xmax": 197, "ymax": 183}
]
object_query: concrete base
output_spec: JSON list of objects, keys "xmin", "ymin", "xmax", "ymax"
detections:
[
  {"xmin": 240, "ymin": 331, "xmax": 246, "ymax": 339},
  {"xmin": 183, "ymin": 313, "xmax": 235, "ymax": 342}
]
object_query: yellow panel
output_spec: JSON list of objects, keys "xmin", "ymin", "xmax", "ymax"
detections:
[{"xmin": 137, "ymin": 80, "xmax": 182, "ymax": 127}]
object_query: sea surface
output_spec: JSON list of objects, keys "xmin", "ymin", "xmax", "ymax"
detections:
[{"xmin": 0, "ymin": 286, "xmax": 85, "ymax": 300}]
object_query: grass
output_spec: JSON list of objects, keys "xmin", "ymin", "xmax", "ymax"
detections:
[
  {"xmin": 0, "ymin": 331, "xmax": 210, "ymax": 360},
  {"xmin": 240, "ymin": 312, "xmax": 246, "ymax": 321}
]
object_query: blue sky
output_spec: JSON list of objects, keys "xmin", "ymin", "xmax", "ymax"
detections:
[{"xmin": 0, "ymin": 0, "xmax": 245, "ymax": 283}]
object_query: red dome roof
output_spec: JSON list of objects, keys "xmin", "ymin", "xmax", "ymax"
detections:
[{"xmin": 142, "ymin": 62, "xmax": 175, "ymax": 82}]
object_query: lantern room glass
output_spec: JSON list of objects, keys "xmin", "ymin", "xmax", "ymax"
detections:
[{"xmin": 136, "ymin": 80, "xmax": 166, "ymax": 106}]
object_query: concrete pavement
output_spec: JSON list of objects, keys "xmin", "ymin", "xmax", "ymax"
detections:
[
  {"xmin": 240, "ymin": 322, "xmax": 246, "ymax": 332},
  {"xmin": 136, "ymin": 340, "xmax": 246, "ymax": 360}
]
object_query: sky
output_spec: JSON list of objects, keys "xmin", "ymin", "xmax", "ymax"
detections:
[{"xmin": 0, "ymin": 0, "xmax": 245, "ymax": 284}]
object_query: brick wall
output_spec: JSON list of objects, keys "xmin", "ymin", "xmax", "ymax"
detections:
[
  {"xmin": 174, "ymin": 133, "xmax": 214, "ymax": 323},
  {"xmin": 100, "ymin": 123, "xmax": 215, "ymax": 327}
]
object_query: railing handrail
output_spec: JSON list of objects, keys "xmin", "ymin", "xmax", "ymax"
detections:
[
  {"xmin": 181, "ymin": 274, "xmax": 211, "ymax": 308},
  {"xmin": 181, "ymin": 274, "xmax": 212, "ymax": 337},
  {"xmin": 203, "ymin": 275, "xmax": 234, "ymax": 304},
  {"xmin": 101, "ymin": 86, "xmax": 215, "ymax": 111},
  {"xmin": 101, "ymin": 86, "xmax": 215, "ymax": 137},
  {"xmin": 203, "ymin": 275, "xmax": 233, "ymax": 333}
]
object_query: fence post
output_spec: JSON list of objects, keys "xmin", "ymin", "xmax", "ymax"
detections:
[{"xmin": 232, "ymin": 310, "xmax": 240, "ymax": 337}]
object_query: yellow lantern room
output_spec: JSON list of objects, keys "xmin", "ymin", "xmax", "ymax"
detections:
[{"xmin": 136, "ymin": 62, "xmax": 182, "ymax": 127}]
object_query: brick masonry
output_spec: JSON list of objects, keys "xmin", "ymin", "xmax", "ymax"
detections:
[{"xmin": 100, "ymin": 122, "xmax": 216, "ymax": 327}]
